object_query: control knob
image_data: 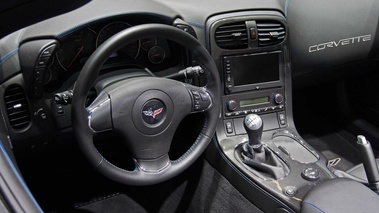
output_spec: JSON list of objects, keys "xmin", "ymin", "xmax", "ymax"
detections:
[
  {"xmin": 227, "ymin": 99, "xmax": 237, "ymax": 111},
  {"xmin": 274, "ymin": 93, "xmax": 284, "ymax": 105}
]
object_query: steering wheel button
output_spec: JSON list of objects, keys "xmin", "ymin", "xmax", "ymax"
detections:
[
  {"xmin": 36, "ymin": 57, "xmax": 50, "ymax": 67},
  {"xmin": 191, "ymin": 90, "xmax": 200, "ymax": 97},
  {"xmin": 41, "ymin": 44, "xmax": 57, "ymax": 56},
  {"xmin": 199, "ymin": 92, "xmax": 209, "ymax": 101}
]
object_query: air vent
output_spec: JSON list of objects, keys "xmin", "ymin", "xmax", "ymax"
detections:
[
  {"xmin": 4, "ymin": 85, "xmax": 31, "ymax": 129},
  {"xmin": 215, "ymin": 22, "xmax": 248, "ymax": 49},
  {"xmin": 256, "ymin": 21, "xmax": 285, "ymax": 46}
]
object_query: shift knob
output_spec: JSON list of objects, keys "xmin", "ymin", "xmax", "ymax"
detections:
[{"xmin": 244, "ymin": 114, "xmax": 263, "ymax": 146}]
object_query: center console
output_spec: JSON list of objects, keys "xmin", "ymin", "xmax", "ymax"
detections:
[{"xmin": 205, "ymin": 11, "xmax": 335, "ymax": 212}]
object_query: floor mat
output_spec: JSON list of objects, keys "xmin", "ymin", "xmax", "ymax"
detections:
[
  {"xmin": 293, "ymin": 86, "xmax": 363, "ymax": 172},
  {"xmin": 300, "ymin": 129, "xmax": 361, "ymax": 171},
  {"xmin": 73, "ymin": 160, "xmax": 263, "ymax": 213},
  {"xmin": 75, "ymin": 193, "xmax": 147, "ymax": 213}
]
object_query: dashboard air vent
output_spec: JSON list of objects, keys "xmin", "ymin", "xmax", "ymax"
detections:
[
  {"xmin": 256, "ymin": 21, "xmax": 285, "ymax": 46},
  {"xmin": 215, "ymin": 22, "xmax": 248, "ymax": 49},
  {"xmin": 4, "ymin": 85, "xmax": 31, "ymax": 129}
]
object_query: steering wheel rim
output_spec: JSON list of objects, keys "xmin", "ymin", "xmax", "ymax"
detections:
[{"xmin": 71, "ymin": 23, "xmax": 221, "ymax": 186}]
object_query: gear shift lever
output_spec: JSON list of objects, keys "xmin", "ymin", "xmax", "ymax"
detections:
[
  {"xmin": 237, "ymin": 114, "xmax": 286, "ymax": 179},
  {"xmin": 244, "ymin": 114, "xmax": 263, "ymax": 146}
]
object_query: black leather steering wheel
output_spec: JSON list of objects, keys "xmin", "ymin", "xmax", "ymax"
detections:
[{"xmin": 71, "ymin": 24, "xmax": 221, "ymax": 185}]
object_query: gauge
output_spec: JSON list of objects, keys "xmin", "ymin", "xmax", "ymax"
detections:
[
  {"xmin": 141, "ymin": 38, "xmax": 157, "ymax": 51},
  {"xmin": 96, "ymin": 22, "xmax": 140, "ymax": 59},
  {"xmin": 56, "ymin": 28, "xmax": 96, "ymax": 71},
  {"xmin": 148, "ymin": 46, "xmax": 165, "ymax": 64}
]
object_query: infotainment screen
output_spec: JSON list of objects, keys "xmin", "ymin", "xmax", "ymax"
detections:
[{"xmin": 224, "ymin": 51, "xmax": 282, "ymax": 93}]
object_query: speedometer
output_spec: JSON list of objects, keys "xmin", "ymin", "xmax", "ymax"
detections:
[
  {"xmin": 56, "ymin": 28, "xmax": 96, "ymax": 71},
  {"xmin": 96, "ymin": 22, "xmax": 140, "ymax": 59}
]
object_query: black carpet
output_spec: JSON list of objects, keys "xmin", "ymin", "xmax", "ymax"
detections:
[
  {"xmin": 293, "ymin": 87, "xmax": 362, "ymax": 172},
  {"xmin": 74, "ymin": 160, "xmax": 263, "ymax": 213},
  {"xmin": 300, "ymin": 130, "xmax": 361, "ymax": 171}
]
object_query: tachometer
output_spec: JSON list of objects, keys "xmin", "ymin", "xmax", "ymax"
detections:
[
  {"xmin": 141, "ymin": 37, "xmax": 157, "ymax": 51},
  {"xmin": 148, "ymin": 46, "xmax": 165, "ymax": 64},
  {"xmin": 96, "ymin": 22, "xmax": 140, "ymax": 59},
  {"xmin": 56, "ymin": 28, "xmax": 96, "ymax": 71}
]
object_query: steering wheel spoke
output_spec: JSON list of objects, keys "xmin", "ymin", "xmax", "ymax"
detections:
[
  {"xmin": 134, "ymin": 154, "xmax": 171, "ymax": 173},
  {"xmin": 87, "ymin": 92, "xmax": 113, "ymax": 133},
  {"xmin": 185, "ymin": 85, "xmax": 213, "ymax": 113}
]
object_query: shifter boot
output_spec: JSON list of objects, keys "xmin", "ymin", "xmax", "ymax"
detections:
[{"xmin": 240, "ymin": 143, "xmax": 286, "ymax": 179}]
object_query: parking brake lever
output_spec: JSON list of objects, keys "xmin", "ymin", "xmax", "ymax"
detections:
[{"xmin": 357, "ymin": 135, "xmax": 379, "ymax": 193}]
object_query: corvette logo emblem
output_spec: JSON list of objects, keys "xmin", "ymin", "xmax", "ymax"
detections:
[
  {"xmin": 143, "ymin": 107, "xmax": 163, "ymax": 119},
  {"xmin": 141, "ymin": 99, "xmax": 166, "ymax": 125}
]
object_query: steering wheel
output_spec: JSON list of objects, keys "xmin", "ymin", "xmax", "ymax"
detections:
[{"xmin": 71, "ymin": 24, "xmax": 221, "ymax": 186}]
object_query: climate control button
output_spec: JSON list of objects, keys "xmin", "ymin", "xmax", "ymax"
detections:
[
  {"xmin": 274, "ymin": 93, "xmax": 284, "ymax": 105},
  {"xmin": 227, "ymin": 99, "xmax": 237, "ymax": 111}
]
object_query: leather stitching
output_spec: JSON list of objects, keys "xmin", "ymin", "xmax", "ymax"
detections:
[
  {"xmin": 302, "ymin": 201, "xmax": 326, "ymax": 213},
  {"xmin": 74, "ymin": 193, "xmax": 121, "ymax": 208},
  {"xmin": 0, "ymin": 48, "xmax": 18, "ymax": 65},
  {"xmin": 172, "ymin": 116, "xmax": 208, "ymax": 163},
  {"xmin": 57, "ymin": 13, "xmax": 174, "ymax": 39}
]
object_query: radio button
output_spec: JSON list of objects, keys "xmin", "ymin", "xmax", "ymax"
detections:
[
  {"xmin": 233, "ymin": 111, "xmax": 240, "ymax": 116},
  {"xmin": 226, "ymin": 75, "xmax": 231, "ymax": 83},
  {"xmin": 226, "ymin": 85, "xmax": 233, "ymax": 92}
]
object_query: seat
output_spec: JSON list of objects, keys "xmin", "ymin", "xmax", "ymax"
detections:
[{"xmin": 301, "ymin": 178, "xmax": 379, "ymax": 213}]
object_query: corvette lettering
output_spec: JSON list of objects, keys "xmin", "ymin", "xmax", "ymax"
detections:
[
  {"xmin": 143, "ymin": 108, "xmax": 163, "ymax": 119},
  {"xmin": 309, "ymin": 34, "xmax": 371, "ymax": 53}
]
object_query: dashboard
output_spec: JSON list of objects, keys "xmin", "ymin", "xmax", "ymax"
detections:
[{"xmin": 44, "ymin": 20, "xmax": 186, "ymax": 93}]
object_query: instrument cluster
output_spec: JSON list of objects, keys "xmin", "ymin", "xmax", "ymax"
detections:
[{"xmin": 44, "ymin": 21, "xmax": 184, "ymax": 91}]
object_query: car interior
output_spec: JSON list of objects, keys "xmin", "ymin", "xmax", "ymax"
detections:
[{"xmin": 1, "ymin": 0, "xmax": 379, "ymax": 212}]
